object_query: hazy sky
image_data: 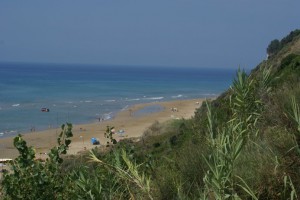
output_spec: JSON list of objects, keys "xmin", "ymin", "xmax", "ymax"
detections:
[{"xmin": 0, "ymin": 1, "xmax": 299, "ymax": 69}]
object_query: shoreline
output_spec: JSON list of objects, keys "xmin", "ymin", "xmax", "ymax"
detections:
[{"xmin": 0, "ymin": 98, "xmax": 205, "ymax": 159}]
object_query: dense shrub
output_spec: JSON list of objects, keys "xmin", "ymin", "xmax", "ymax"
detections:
[{"xmin": 267, "ymin": 29, "xmax": 300, "ymax": 56}]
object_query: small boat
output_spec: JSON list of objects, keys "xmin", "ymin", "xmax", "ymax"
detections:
[{"xmin": 41, "ymin": 108, "xmax": 50, "ymax": 112}]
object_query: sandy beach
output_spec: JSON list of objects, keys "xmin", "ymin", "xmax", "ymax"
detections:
[{"xmin": 0, "ymin": 98, "xmax": 204, "ymax": 159}]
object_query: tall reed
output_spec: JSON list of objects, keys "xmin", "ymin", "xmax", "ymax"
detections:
[{"xmin": 203, "ymin": 69, "xmax": 261, "ymax": 199}]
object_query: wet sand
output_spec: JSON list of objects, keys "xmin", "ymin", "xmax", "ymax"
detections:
[{"xmin": 0, "ymin": 98, "xmax": 204, "ymax": 159}]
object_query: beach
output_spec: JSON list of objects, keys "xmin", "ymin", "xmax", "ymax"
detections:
[{"xmin": 0, "ymin": 98, "xmax": 204, "ymax": 159}]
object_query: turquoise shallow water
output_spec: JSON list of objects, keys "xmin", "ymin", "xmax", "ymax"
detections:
[
  {"xmin": 0, "ymin": 63, "xmax": 236, "ymax": 137},
  {"xmin": 133, "ymin": 104, "xmax": 165, "ymax": 117}
]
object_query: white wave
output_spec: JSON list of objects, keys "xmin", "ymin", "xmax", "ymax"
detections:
[
  {"xmin": 171, "ymin": 94, "xmax": 183, "ymax": 98},
  {"xmin": 12, "ymin": 104, "xmax": 20, "ymax": 107},
  {"xmin": 105, "ymin": 99, "xmax": 116, "ymax": 102},
  {"xmin": 2, "ymin": 130, "xmax": 17, "ymax": 135},
  {"xmin": 66, "ymin": 101, "xmax": 73, "ymax": 104},
  {"xmin": 9, "ymin": 130, "xmax": 17, "ymax": 133},
  {"xmin": 144, "ymin": 97, "xmax": 164, "ymax": 100},
  {"xmin": 84, "ymin": 100, "xmax": 92, "ymax": 103},
  {"xmin": 104, "ymin": 116, "xmax": 112, "ymax": 120},
  {"xmin": 121, "ymin": 105, "xmax": 129, "ymax": 111},
  {"xmin": 125, "ymin": 98, "xmax": 140, "ymax": 101},
  {"xmin": 102, "ymin": 112, "xmax": 113, "ymax": 120},
  {"xmin": 202, "ymin": 93, "xmax": 217, "ymax": 96}
]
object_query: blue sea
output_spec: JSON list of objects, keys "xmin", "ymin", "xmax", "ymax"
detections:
[{"xmin": 0, "ymin": 63, "xmax": 236, "ymax": 138}]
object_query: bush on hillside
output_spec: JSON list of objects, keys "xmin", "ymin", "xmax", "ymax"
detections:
[{"xmin": 267, "ymin": 29, "xmax": 300, "ymax": 57}]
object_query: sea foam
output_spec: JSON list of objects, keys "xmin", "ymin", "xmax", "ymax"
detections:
[
  {"xmin": 105, "ymin": 99, "xmax": 116, "ymax": 102},
  {"xmin": 171, "ymin": 94, "xmax": 183, "ymax": 98},
  {"xmin": 125, "ymin": 98, "xmax": 140, "ymax": 101},
  {"xmin": 144, "ymin": 97, "xmax": 164, "ymax": 100}
]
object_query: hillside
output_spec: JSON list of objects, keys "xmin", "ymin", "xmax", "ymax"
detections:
[
  {"xmin": 1, "ymin": 30, "xmax": 300, "ymax": 199},
  {"xmin": 255, "ymin": 29, "xmax": 300, "ymax": 71},
  {"xmin": 191, "ymin": 29, "xmax": 300, "ymax": 199},
  {"xmin": 137, "ymin": 29, "xmax": 300, "ymax": 199}
]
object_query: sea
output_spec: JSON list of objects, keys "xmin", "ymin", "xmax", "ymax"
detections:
[{"xmin": 0, "ymin": 63, "xmax": 236, "ymax": 138}]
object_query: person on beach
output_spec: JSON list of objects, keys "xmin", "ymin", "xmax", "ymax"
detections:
[{"xmin": 30, "ymin": 126, "xmax": 35, "ymax": 132}]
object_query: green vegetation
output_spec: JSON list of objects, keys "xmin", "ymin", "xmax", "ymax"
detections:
[
  {"xmin": 1, "ymin": 123, "xmax": 73, "ymax": 199},
  {"xmin": 1, "ymin": 29, "xmax": 300, "ymax": 199},
  {"xmin": 267, "ymin": 29, "xmax": 300, "ymax": 57}
]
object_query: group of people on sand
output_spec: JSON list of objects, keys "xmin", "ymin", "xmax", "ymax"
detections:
[
  {"xmin": 97, "ymin": 117, "xmax": 105, "ymax": 122},
  {"xmin": 30, "ymin": 126, "xmax": 36, "ymax": 132}
]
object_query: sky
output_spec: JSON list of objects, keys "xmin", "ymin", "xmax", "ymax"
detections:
[{"xmin": 0, "ymin": 1, "xmax": 299, "ymax": 69}]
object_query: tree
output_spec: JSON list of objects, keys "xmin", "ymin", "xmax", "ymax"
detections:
[
  {"xmin": 1, "ymin": 123, "xmax": 73, "ymax": 199},
  {"xmin": 267, "ymin": 39, "xmax": 281, "ymax": 56}
]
